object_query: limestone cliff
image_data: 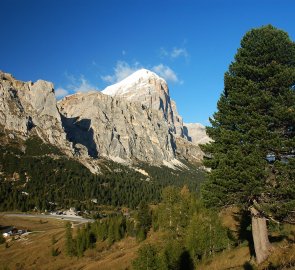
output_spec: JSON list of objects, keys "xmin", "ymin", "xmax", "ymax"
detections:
[
  {"xmin": 102, "ymin": 69, "xmax": 185, "ymax": 137},
  {"xmin": 58, "ymin": 91, "xmax": 176, "ymax": 163},
  {"xmin": 0, "ymin": 71, "xmax": 71, "ymax": 153},
  {"xmin": 183, "ymin": 123, "xmax": 211, "ymax": 145},
  {"xmin": 100, "ymin": 69, "xmax": 205, "ymax": 163},
  {"xmin": 0, "ymin": 69, "xmax": 208, "ymax": 168}
]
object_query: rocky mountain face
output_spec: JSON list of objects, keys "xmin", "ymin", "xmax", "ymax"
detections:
[
  {"xmin": 102, "ymin": 69, "xmax": 185, "ymax": 137},
  {"xmin": 0, "ymin": 69, "xmax": 210, "ymax": 169},
  {"xmin": 0, "ymin": 71, "xmax": 71, "ymax": 154},
  {"xmin": 58, "ymin": 91, "xmax": 176, "ymax": 163},
  {"xmin": 183, "ymin": 123, "xmax": 212, "ymax": 145}
]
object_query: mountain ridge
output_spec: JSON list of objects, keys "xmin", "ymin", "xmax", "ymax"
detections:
[{"xmin": 0, "ymin": 69, "xmax": 210, "ymax": 170}]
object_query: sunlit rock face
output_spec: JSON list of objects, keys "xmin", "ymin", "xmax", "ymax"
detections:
[
  {"xmin": 58, "ymin": 91, "xmax": 176, "ymax": 163},
  {"xmin": 183, "ymin": 123, "xmax": 212, "ymax": 145},
  {"xmin": 0, "ymin": 69, "xmax": 208, "ymax": 167},
  {"xmin": 102, "ymin": 69, "xmax": 181, "ymax": 134},
  {"xmin": 0, "ymin": 71, "xmax": 71, "ymax": 153}
]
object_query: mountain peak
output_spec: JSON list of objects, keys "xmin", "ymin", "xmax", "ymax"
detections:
[
  {"xmin": 102, "ymin": 68, "xmax": 165, "ymax": 97},
  {"xmin": 129, "ymin": 68, "xmax": 161, "ymax": 80}
]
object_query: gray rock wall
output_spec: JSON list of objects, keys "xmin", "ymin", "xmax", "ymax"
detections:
[
  {"xmin": 0, "ymin": 71, "xmax": 71, "ymax": 152},
  {"xmin": 58, "ymin": 91, "xmax": 176, "ymax": 163}
]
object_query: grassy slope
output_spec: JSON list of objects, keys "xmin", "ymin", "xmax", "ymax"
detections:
[
  {"xmin": 1, "ymin": 210, "xmax": 294, "ymax": 270},
  {"xmin": 0, "ymin": 215, "xmax": 139, "ymax": 270}
]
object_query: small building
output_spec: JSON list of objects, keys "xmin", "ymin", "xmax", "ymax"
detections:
[
  {"xmin": 1, "ymin": 226, "xmax": 14, "ymax": 237},
  {"xmin": 2, "ymin": 227, "xmax": 27, "ymax": 238}
]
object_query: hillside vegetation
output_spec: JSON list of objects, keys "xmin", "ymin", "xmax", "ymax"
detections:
[
  {"xmin": 0, "ymin": 204, "xmax": 294, "ymax": 270},
  {"xmin": 0, "ymin": 133, "xmax": 205, "ymax": 212}
]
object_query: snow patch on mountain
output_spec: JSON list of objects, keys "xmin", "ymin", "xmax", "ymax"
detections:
[{"xmin": 102, "ymin": 69, "xmax": 165, "ymax": 97}]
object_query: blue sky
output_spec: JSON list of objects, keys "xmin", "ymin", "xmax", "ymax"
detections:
[{"xmin": 1, "ymin": 0, "xmax": 295, "ymax": 125}]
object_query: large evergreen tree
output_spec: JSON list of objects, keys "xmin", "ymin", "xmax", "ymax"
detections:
[{"xmin": 201, "ymin": 25, "xmax": 295, "ymax": 263}]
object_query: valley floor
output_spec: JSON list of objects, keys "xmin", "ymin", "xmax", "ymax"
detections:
[
  {"xmin": 0, "ymin": 213, "xmax": 294, "ymax": 270},
  {"xmin": 0, "ymin": 214, "xmax": 139, "ymax": 270}
]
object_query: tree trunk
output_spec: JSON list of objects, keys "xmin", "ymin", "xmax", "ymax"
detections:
[{"xmin": 250, "ymin": 206, "xmax": 272, "ymax": 264}]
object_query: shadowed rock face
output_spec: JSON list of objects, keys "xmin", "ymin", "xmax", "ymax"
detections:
[
  {"xmin": 183, "ymin": 125, "xmax": 192, "ymax": 142},
  {"xmin": 61, "ymin": 115, "xmax": 98, "ymax": 158}
]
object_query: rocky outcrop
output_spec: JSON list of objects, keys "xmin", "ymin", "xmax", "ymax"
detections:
[
  {"xmin": 101, "ymin": 69, "xmax": 205, "ymax": 163},
  {"xmin": 58, "ymin": 91, "xmax": 176, "ymax": 163},
  {"xmin": 102, "ymin": 69, "xmax": 183, "ymax": 136},
  {"xmin": 175, "ymin": 136, "xmax": 204, "ymax": 163},
  {"xmin": 170, "ymin": 99, "xmax": 185, "ymax": 138},
  {"xmin": 183, "ymin": 123, "xmax": 211, "ymax": 145},
  {"xmin": 0, "ymin": 71, "xmax": 71, "ymax": 153}
]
